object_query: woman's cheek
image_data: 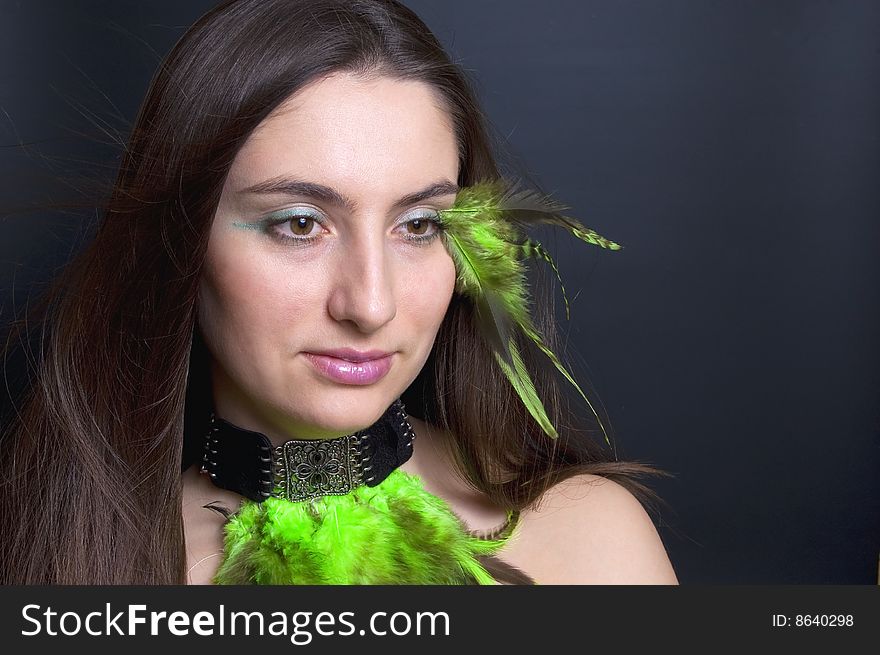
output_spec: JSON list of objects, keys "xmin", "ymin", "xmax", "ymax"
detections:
[{"xmin": 425, "ymin": 253, "xmax": 457, "ymax": 318}]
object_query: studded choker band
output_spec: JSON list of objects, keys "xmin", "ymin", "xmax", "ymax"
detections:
[
  {"xmin": 193, "ymin": 395, "xmax": 530, "ymax": 585},
  {"xmin": 200, "ymin": 398, "xmax": 416, "ymax": 503}
]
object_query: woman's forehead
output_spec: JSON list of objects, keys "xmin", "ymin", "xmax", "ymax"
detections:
[
  {"xmin": 225, "ymin": 72, "xmax": 459, "ymax": 204},
  {"xmin": 245, "ymin": 73, "xmax": 453, "ymax": 152}
]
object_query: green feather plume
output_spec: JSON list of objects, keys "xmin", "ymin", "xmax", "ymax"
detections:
[
  {"xmin": 437, "ymin": 179, "xmax": 622, "ymax": 445},
  {"xmin": 213, "ymin": 469, "xmax": 517, "ymax": 585}
]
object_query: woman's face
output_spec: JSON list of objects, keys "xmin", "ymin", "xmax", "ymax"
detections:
[{"xmin": 198, "ymin": 72, "xmax": 459, "ymax": 441}]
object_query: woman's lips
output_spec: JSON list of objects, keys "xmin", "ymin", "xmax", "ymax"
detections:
[{"xmin": 304, "ymin": 352, "xmax": 394, "ymax": 385}]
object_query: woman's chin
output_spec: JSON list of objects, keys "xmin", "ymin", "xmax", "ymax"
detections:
[{"xmin": 274, "ymin": 398, "xmax": 397, "ymax": 439}]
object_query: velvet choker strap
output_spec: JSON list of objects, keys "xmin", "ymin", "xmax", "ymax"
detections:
[{"xmin": 200, "ymin": 398, "xmax": 416, "ymax": 503}]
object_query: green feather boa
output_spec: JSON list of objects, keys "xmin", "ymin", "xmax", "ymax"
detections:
[{"xmin": 212, "ymin": 469, "xmax": 517, "ymax": 585}]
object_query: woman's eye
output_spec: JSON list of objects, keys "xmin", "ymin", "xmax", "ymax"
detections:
[
  {"xmin": 400, "ymin": 212, "xmax": 445, "ymax": 246},
  {"xmin": 284, "ymin": 215, "xmax": 321, "ymax": 237},
  {"xmin": 406, "ymin": 218, "xmax": 431, "ymax": 236},
  {"xmin": 260, "ymin": 211, "xmax": 325, "ymax": 245}
]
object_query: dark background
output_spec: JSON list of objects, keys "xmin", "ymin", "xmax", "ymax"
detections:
[{"xmin": 1, "ymin": 0, "xmax": 878, "ymax": 584}]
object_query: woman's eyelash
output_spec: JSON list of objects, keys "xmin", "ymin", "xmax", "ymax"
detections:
[{"xmin": 248, "ymin": 209, "xmax": 446, "ymax": 247}]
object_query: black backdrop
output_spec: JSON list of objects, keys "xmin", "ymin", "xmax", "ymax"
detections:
[{"xmin": 1, "ymin": 0, "xmax": 878, "ymax": 584}]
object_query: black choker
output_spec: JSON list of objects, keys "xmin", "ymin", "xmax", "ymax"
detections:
[{"xmin": 200, "ymin": 399, "xmax": 416, "ymax": 503}]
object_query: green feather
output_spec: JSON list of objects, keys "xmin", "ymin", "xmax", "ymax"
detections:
[
  {"xmin": 438, "ymin": 179, "xmax": 622, "ymax": 446},
  {"xmin": 522, "ymin": 239, "xmax": 570, "ymax": 319},
  {"xmin": 213, "ymin": 469, "xmax": 517, "ymax": 585}
]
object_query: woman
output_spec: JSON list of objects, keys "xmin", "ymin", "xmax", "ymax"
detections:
[{"xmin": 0, "ymin": 0, "xmax": 677, "ymax": 584}]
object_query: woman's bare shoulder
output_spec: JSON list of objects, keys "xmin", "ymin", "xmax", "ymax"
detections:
[{"xmin": 501, "ymin": 473, "xmax": 679, "ymax": 585}]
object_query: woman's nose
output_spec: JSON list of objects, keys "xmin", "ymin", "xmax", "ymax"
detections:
[{"xmin": 326, "ymin": 239, "xmax": 397, "ymax": 332}]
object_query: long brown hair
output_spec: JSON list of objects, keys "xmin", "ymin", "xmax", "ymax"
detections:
[{"xmin": 0, "ymin": 0, "xmax": 669, "ymax": 584}]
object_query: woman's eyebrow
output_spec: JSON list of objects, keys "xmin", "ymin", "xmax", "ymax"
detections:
[{"xmin": 238, "ymin": 177, "xmax": 459, "ymax": 212}]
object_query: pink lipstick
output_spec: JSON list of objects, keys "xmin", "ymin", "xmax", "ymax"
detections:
[{"xmin": 304, "ymin": 352, "xmax": 394, "ymax": 385}]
